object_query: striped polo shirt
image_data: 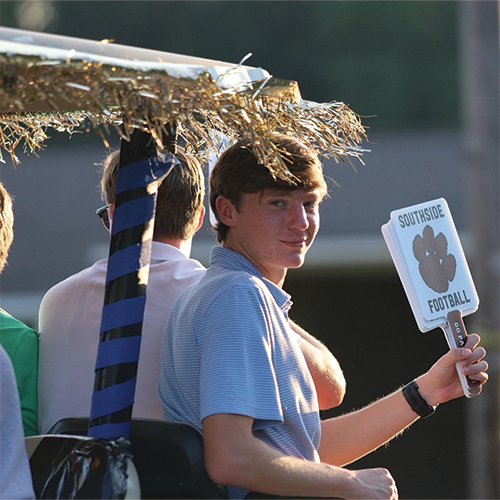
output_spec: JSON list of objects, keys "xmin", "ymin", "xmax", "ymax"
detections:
[{"xmin": 158, "ymin": 246, "xmax": 321, "ymax": 499}]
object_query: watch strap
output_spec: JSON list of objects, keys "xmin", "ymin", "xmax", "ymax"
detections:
[{"xmin": 402, "ymin": 380, "xmax": 437, "ymax": 419}]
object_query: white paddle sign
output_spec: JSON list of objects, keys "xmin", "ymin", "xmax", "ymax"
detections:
[{"xmin": 382, "ymin": 198, "xmax": 480, "ymax": 398}]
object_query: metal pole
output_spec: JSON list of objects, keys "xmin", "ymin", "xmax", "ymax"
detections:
[{"xmin": 459, "ymin": 2, "xmax": 500, "ymax": 498}]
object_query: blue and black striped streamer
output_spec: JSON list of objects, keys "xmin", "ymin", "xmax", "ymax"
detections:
[{"xmin": 88, "ymin": 153, "xmax": 179, "ymax": 439}]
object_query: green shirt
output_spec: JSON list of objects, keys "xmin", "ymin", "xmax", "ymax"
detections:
[{"xmin": 0, "ymin": 309, "xmax": 39, "ymax": 436}]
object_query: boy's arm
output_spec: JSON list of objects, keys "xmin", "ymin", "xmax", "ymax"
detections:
[
  {"xmin": 202, "ymin": 413, "xmax": 398, "ymax": 499},
  {"xmin": 289, "ymin": 319, "xmax": 346, "ymax": 409},
  {"xmin": 318, "ymin": 334, "xmax": 488, "ymax": 466}
]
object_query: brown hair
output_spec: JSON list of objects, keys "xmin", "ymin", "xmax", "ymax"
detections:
[
  {"xmin": 210, "ymin": 135, "xmax": 327, "ymax": 242},
  {"xmin": 101, "ymin": 148, "xmax": 204, "ymax": 241},
  {"xmin": 0, "ymin": 182, "xmax": 14, "ymax": 273}
]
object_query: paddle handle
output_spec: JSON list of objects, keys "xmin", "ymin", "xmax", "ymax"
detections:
[{"xmin": 441, "ymin": 310, "xmax": 481, "ymax": 398}]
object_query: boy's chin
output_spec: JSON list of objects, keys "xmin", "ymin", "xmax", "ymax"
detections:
[{"xmin": 284, "ymin": 256, "xmax": 307, "ymax": 270}]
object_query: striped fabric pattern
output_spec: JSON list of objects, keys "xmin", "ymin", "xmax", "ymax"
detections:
[
  {"xmin": 88, "ymin": 155, "xmax": 178, "ymax": 439},
  {"xmin": 158, "ymin": 246, "xmax": 321, "ymax": 499}
]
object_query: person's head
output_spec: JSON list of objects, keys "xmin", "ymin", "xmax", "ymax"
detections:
[
  {"xmin": 101, "ymin": 148, "xmax": 205, "ymax": 242},
  {"xmin": 210, "ymin": 135, "xmax": 328, "ymax": 244},
  {"xmin": 0, "ymin": 182, "xmax": 14, "ymax": 274},
  {"xmin": 210, "ymin": 136, "xmax": 328, "ymax": 285}
]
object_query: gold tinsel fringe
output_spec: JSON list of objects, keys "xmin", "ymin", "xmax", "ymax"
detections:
[{"xmin": 0, "ymin": 53, "xmax": 368, "ymax": 181}]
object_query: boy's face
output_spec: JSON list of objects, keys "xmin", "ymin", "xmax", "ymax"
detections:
[{"xmin": 222, "ymin": 187, "xmax": 321, "ymax": 286}]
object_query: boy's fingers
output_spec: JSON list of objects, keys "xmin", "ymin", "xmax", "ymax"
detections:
[
  {"xmin": 438, "ymin": 348, "xmax": 469, "ymax": 368},
  {"xmin": 464, "ymin": 333, "xmax": 480, "ymax": 350},
  {"xmin": 467, "ymin": 371, "xmax": 488, "ymax": 384},
  {"xmin": 463, "ymin": 346, "xmax": 486, "ymax": 364},
  {"xmin": 463, "ymin": 359, "xmax": 489, "ymax": 376}
]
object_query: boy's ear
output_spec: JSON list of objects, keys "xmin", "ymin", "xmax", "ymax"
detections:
[
  {"xmin": 194, "ymin": 206, "xmax": 205, "ymax": 233},
  {"xmin": 215, "ymin": 195, "xmax": 237, "ymax": 228}
]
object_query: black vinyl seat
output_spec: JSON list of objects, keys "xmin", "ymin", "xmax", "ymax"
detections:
[{"xmin": 48, "ymin": 417, "xmax": 228, "ymax": 499}]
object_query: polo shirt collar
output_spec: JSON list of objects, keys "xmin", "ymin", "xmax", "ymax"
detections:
[{"xmin": 210, "ymin": 246, "xmax": 292, "ymax": 311}]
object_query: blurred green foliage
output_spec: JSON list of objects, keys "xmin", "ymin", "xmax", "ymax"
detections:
[{"xmin": 0, "ymin": 1, "xmax": 459, "ymax": 129}]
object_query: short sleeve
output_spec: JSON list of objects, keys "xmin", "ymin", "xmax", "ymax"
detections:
[
  {"xmin": 199, "ymin": 284, "xmax": 283, "ymax": 429},
  {"xmin": 13, "ymin": 329, "xmax": 39, "ymax": 436}
]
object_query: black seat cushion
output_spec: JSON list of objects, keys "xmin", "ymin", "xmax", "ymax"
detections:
[{"xmin": 48, "ymin": 417, "xmax": 227, "ymax": 499}]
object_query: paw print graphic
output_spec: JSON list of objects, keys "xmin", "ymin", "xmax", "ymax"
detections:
[{"xmin": 413, "ymin": 225, "xmax": 457, "ymax": 293}]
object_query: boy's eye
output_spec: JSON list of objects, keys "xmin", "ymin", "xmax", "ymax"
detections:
[
  {"xmin": 304, "ymin": 201, "xmax": 318, "ymax": 210},
  {"xmin": 270, "ymin": 200, "xmax": 285, "ymax": 207}
]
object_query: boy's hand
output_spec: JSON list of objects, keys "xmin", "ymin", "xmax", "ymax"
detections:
[{"xmin": 417, "ymin": 334, "xmax": 488, "ymax": 406}]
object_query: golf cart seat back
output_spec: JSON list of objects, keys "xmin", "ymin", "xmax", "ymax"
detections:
[{"xmin": 48, "ymin": 417, "xmax": 228, "ymax": 499}]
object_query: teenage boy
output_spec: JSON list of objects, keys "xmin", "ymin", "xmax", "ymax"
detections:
[
  {"xmin": 38, "ymin": 148, "xmax": 206, "ymax": 433},
  {"xmin": 158, "ymin": 136, "xmax": 488, "ymax": 499}
]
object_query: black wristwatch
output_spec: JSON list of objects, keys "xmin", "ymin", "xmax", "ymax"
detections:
[{"xmin": 402, "ymin": 380, "xmax": 437, "ymax": 419}]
